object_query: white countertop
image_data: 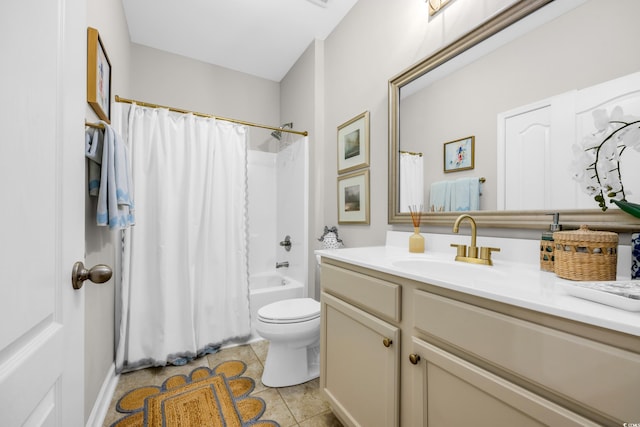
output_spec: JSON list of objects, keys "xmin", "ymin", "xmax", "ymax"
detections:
[{"xmin": 316, "ymin": 232, "xmax": 640, "ymax": 337}]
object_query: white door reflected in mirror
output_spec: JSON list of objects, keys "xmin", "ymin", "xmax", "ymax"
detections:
[{"xmin": 498, "ymin": 72, "xmax": 640, "ymax": 211}]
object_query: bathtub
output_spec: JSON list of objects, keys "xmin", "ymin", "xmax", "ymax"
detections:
[{"xmin": 248, "ymin": 271, "xmax": 304, "ymax": 341}]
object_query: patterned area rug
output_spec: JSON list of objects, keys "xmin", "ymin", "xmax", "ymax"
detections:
[{"xmin": 111, "ymin": 360, "xmax": 279, "ymax": 426}]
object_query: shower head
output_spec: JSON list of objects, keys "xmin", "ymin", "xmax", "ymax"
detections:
[{"xmin": 271, "ymin": 123, "xmax": 293, "ymax": 141}]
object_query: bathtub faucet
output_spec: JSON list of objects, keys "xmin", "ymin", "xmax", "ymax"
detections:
[{"xmin": 275, "ymin": 261, "xmax": 289, "ymax": 269}]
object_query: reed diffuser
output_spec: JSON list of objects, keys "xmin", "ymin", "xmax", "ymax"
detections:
[{"xmin": 408, "ymin": 205, "xmax": 425, "ymax": 253}]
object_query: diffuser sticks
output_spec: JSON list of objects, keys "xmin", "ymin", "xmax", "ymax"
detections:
[
  {"xmin": 408, "ymin": 205, "xmax": 423, "ymax": 228},
  {"xmin": 408, "ymin": 205, "xmax": 425, "ymax": 253}
]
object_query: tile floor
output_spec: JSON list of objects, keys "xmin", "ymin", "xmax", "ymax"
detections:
[{"xmin": 102, "ymin": 340, "xmax": 343, "ymax": 427}]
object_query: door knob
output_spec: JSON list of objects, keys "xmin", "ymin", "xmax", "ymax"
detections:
[
  {"xmin": 382, "ymin": 338, "xmax": 393, "ymax": 347},
  {"xmin": 71, "ymin": 261, "xmax": 112, "ymax": 289},
  {"xmin": 409, "ymin": 354, "xmax": 421, "ymax": 365}
]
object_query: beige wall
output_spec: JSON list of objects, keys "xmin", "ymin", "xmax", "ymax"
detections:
[
  {"xmin": 129, "ymin": 43, "xmax": 281, "ymax": 149},
  {"xmin": 85, "ymin": 0, "xmax": 131, "ymax": 422},
  {"xmin": 280, "ymin": 40, "xmax": 322, "ymax": 297},
  {"xmin": 82, "ymin": 0, "xmax": 586, "ymax": 419},
  {"xmin": 320, "ymin": 0, "xmax": 529, "ymax": 246}
]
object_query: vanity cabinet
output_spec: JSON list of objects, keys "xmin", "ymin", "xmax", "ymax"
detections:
[
  {"xmin": 320, "ymin": 258, "xmax": 640, "ymax": 427},
  {"xmin": 320, "ymin": 263, "xmax": 401, "ymax": 427}
]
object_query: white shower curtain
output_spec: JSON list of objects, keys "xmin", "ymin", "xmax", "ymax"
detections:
[
  {"xmin": 115, "ymin": 103, "xmax": 250, "ymax": 373},
  {"xmin": 399, "ymin": 152, "xmax": 424, "ymax": 212}
]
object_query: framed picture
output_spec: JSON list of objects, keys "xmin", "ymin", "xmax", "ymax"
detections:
[
  {"xmin": 337, "ymin": 170, "xmax": 370, "ymax": 224},
  {"xmin": 444, "ymin": 136, "xmax": 475, "ymax": 172},
  {"xmin": 337, "ymin": 111, "xmax": 369, "ymax": 174},
  {"xmin": 87, "ymin": 27, "xmax": 112, "ymax": 123}
]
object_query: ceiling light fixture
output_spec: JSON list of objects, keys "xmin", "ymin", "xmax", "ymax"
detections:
[
  {"xmin": 306, "ymin": 0, "xmax": 328, "ymax": 8},
  {"xmin": 427, "ymin": 0, "xmax": 451, "ymax": 16}
]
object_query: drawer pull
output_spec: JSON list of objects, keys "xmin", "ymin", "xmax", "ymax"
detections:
[
  {"xmin": 382, "ymin": 338, "xmax": 393, "ymax": 347},
  {"xmin": 409, "ymin": 354, "xmax": 421, "ymax": 365}
]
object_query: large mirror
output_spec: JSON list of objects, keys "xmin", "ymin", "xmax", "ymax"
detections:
[{"xmin": 389, "ymin": 0, "xmax": 640, "ymax": 230}]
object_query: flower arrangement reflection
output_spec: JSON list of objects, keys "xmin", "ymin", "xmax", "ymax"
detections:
[{"xmin": 572, "ymin": 106, "xmax": 640, "ymax": 218}]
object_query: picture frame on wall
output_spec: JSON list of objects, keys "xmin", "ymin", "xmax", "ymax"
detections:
[
  {"xmin": 337, "ymin": 170, "xmax": 370, "ymax": 224},
  {"xmin": 337, "ymin": 111, "xmax": 370, "ymax": 174},
  {"xmin": 87, "ymin": 27, "xmax": 112, "ymax": 123},
  {"xmin": 444, "ymin": 136, "xmax": 475, "ymax": 172}
]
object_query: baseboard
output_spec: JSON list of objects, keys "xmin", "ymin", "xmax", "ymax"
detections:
[{"xmin": 85, "ymin": 362, "xmax": 119, "ymax": 427}]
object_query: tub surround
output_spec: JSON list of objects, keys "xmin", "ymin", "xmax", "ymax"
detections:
[
  {"xmin": 318, "ymin": 231, "xmax": 640, "ymax": 426},
  {"xmin": 317, "ymin": 231, "xmax": 639, "ymax": 337}
]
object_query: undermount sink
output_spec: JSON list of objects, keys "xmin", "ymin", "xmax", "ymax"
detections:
[{"xmin": 390, "ymin": 256, "xmax": 508, "ymax": 283}]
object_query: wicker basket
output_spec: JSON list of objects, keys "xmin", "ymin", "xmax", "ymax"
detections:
[
  {"xmin": 553, "ymin": 225, "xmax": 618, "ymax": 281},
  {"xmin": 539, "ymin": 237, "xmax": 555, "ymax": 272}
]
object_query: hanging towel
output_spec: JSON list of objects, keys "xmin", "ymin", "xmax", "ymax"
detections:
[
  {"xmin": 429, "ymin": 180, "xmax": 451, "ymax": 212},
  {"xmin": 85, "ymin": 128, "xmax": 103, "ymax": 196},
  {"xmin": 451, "ymin": 177, "xmax": 480, "ymax": 211},
  {"xmin": 85, "ymin": 122, "xmax": 135, "ymax": 229},
  {"xmin": 469, "ymin": 177, "xmax": 480, "ymax": 211}
]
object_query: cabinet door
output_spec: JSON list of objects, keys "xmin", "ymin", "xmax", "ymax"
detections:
[
  {"xmin": 321, "ymin": 292, "xmax": 399, "ymax": 427},
  {"xmin": 410, "ymin": 337, "xmax": 598, "ymax": 427}
]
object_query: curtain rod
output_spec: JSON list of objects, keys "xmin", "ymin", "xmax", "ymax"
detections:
[
  {"xmin": 400, "ymin": 150, "xmax": 423, "ymax": 156},
  {"xmin": 115, "ymin": 95, "xmax": 308, "ymax": 137}
]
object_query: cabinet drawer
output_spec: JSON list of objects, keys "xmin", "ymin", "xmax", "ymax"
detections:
[
  {"xmin": 322, "ymin": 263, "xmax": 400, "ymax": 323},
  {"xmin": 413, "ymin": 289, "xmax": 640, "ymax": 423}
]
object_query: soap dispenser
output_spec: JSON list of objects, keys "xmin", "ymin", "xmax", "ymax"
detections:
[{"xmin": 540, "ymin": 213, "xmax": 562, "ymax": 272}]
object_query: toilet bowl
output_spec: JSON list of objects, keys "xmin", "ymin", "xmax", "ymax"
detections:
[{"xmin": 255, "ymin": 297, "xmax": 321, "ymax": 387}]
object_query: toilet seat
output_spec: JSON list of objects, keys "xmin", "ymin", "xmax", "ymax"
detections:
[{"xmin": 257, "ymin": 298, "xmax": 320, "ymax": 324}]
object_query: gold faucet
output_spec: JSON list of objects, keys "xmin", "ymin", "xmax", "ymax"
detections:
[{"xmin": 451, "ymin": 214, "xmax": 500, "ymax": 265}]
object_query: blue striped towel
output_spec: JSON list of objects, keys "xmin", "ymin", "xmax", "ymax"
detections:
[
  {"xmin": 85, "ymin": 122, "xmax": 135, "ymax": 229},
  {"xmin": 85, "ymin": 128, "xmax": 102, "ymax": 196}
]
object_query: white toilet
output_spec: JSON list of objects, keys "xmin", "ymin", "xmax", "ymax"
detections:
[{"xmin": 255, "ymin": 297, "xmax": 321, "ymax": 387}]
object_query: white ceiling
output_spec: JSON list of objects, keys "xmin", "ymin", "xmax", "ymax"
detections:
[{"xmin": 122, "ymin": 0, "xmax": 359, "ymax": 82}]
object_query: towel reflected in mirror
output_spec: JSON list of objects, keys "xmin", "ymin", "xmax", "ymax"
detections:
[{"xmin": 429, "ymin": 177, "xmax": 481, "ymax": 212}]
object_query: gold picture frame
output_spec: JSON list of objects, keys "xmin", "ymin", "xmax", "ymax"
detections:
[
  {"xmin": 337, "ymin": 170, "xmax": 370, "ymax": 224},
  {"xmin": 444, "ymin": 136, "xmax": 474, "ymax": 173},
  {"xmin": 87, "ymin": 27, "xmax": 112, "ymax": 123},
  {"xmin": 337, "ymin": 111, "xmax": 370, "ymax": 174}
]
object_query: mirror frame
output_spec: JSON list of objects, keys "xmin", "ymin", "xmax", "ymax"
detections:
[{"xmin": 388, "ymin": 0, "xmax": 640, "ymax": 231}]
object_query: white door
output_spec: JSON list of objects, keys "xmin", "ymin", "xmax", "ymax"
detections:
[
  {"xmin": 502, "ymin": 104, "xmax": 551, "ymax": 210},
  {"xmin": 497, "ymin": 93, "xmax": 577, "ymax": 211},
  {"xmin": 0, "ymin": 0, "xmax": 86, "ymax": 425}
]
